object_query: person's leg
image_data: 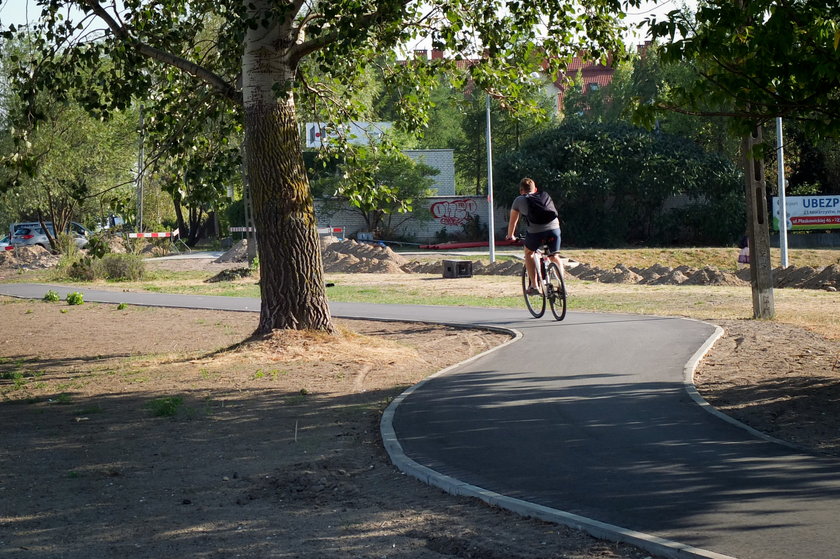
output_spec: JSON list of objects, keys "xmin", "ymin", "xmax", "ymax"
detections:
[
  {"xmin": 524, "ymin": 247, "xmax": 538, "ymax": 291},
  {"xmin": 548, "ymin": 253, "xmax": 564, "ymax": 278},
  {"xmin": 545, "ymin": 229, "xmax": 564, "ymax": 280}
]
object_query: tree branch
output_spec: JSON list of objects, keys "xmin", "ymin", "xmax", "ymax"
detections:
[
  {"xmin": 288, "ymin": 0, "xmax": 413, "ymax": 65},
  {"xmin": 80, "ymin": 0, "xmax": 242, "ymax": 105}
]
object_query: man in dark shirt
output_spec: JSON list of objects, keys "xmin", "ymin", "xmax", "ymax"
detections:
[{"xmin": 505, "ymin": 177, "xmax": 563, "ymax": 294}]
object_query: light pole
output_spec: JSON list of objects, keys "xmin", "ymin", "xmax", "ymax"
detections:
[
  {"xmin": 776, "ymin": 117, "xmax": 789, "ymax": 267},
  {"xmin": 485, "ymin": 94, "xmax": 496, "ymax": 262},
  {"xmin": 136, "ymin": 105, "xmax": 145, "ymax": 233}
]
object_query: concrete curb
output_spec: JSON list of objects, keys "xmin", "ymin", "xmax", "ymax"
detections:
[{"xmin": 682, "ymin": 320, "xmax": 807, "ymax": 453}]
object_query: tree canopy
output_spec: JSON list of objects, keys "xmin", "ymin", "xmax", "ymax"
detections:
[
  {"xmin": 313, "ymin": 148, "xmax": 438, "ymax": 239},
  {"xmin": 645, "ymin": 0, "xmax": 840, "ymax": 135},
  {"xmin": 3, "ymin": 0, "xmax": 639, "ymax": 334},
  {"xmin": 495, "ymin": 120, "xmax": 744, "ymax": 246}
]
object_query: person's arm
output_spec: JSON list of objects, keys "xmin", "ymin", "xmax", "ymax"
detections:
[{"xmin": 505, "ymin": 208, "xmax": 520, "ymax": 240}]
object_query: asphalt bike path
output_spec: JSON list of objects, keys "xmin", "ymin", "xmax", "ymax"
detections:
[{"xmin": 3, "ymin": 283, "xmax": 839, "ymax": 559}]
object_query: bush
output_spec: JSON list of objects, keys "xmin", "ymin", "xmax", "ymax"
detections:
[
  {"xmin": 85, "ymin": 233, "xmax": 111, "ymax": 259},
  {"xmin": 58, "ymin": 252, "xmax": 145, "ymax": 282},
  {"xmin": 96, "ymin": 253, "xmax": 145, "ymax": 281},
  {"xmin": 55, "ymin": 233, "xmax": 80, "ymax": 257},
  {"xmin": 495, "ymin": 121, "xmax": 744, "ymax": 247},
  {"xmin": 146, "ymin": 396, "xmax": 184, "ymax": 417},
  {"xmin": 66, "ymin": 292, "xmax": 84, "ymax": 305},
  {"xmin": 43, "ymin": 290, "xmax": 60, "ymax": 302},
  {"xmin": 68, "ymin": 257, "xmax": 96, "ymax": 281}
]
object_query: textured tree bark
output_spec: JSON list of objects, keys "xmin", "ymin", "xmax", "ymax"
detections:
[{"xmin": 244, "ymin": 101, "xmax": 333, "ymax": 333}]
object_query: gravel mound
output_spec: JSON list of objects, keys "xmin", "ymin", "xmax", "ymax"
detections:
[
  {"xmin": 599, "ymin": 264, "xmax": 644, "ymax": 284},
  {"xmin": 801, "ymin": 264, "xmax": 840, "ymax": 291},
  {"xmin": 322, "ymin": 240, "xmax": 408, "ymax": 273},
  {"xmin": 0, "ymin": 245, "xmax": 59, "ymax": 270},
  {"xmin": 215, "ymin": 239, "xmax": 251, "ymax": 263},
  {"xmin": 682, "ymin": 267, "xmax": 746, "ymax": 286}
]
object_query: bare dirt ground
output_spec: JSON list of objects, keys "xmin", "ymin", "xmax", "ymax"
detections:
[{"xmin": 1, "ymin": 251, "xmax": 838, "ymax": 559}]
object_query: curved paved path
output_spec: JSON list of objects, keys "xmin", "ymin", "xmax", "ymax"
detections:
[{"xmin": 2, "ymin": 283, "xmax": 839, "ymax": 559}]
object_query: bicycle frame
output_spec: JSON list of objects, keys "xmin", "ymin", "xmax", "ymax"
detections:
[
  {"xmin": 522, "ymin": 245, "xmax": 567, "ymax": 321},
  {"xmin": 529, "ymin": 248, "xmax": 553, "ymax": 288}
]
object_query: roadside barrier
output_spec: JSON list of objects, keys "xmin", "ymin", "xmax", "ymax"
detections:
[{"xmin": 128, "ymin": 229, "xmax": 190, "ymax": 252}]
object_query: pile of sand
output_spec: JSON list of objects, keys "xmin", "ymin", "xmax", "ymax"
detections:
[
  {"xmin": 800, "ymin": 264, "xmax": 840, "ymax": 291},
  {"xmin": 598, "ymin": 264, "xmax": 645, "ymax": 284},
  {"xmin": 0, "ymin": 245, "xmax": 59, "ymax": 270},
  {"xmin": 473, "ymin": 260, "xmax": 522, "ymax": 276},
  {"xmin": 215, "ymin": 239, "xmax": 252, "ymax": 263},
  {"xmin": 6, "ymin": 235, "xmax": 837, "ymax": 291},
  {"xmin": 401, "ymin": 261, "xmax": 441, "ymax": 274},
  {"xmin": 400, "ymin": 259, "xmax": 522, "ymax": 276},
  {"xmin": 322, "ymin": 240, "xmax": 408, "ymax": 273},
  {"xmin": 565, "ymin": 262, "xmax": 839, "ymax": 291}
]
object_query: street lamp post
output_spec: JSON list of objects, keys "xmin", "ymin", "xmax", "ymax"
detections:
[{"xmin": 485, "ymin": 94, "xmax": 496, "ymax": 262}]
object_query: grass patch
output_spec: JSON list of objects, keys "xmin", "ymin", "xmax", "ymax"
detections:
[
  {"xmin": 285, "ymin": 389, "xmax": 310, "ymax": 405},
  {"xmin": 324, "ymin": 284, "xmax": 521, "ymax": 308},
  {"xmin": 253, "ymin": 368, "xmax": 286, "ymax": 380},
  {"xmin": 0, "ymin": 368, "xmax": 46, "ymax": 393},
  {"xmin": 53, "ymin": 393, "xmax": 73, "ymax": 404},
  {"xmin": 146, "ymin": 396, "xmax": 185, "ymax": 417}
]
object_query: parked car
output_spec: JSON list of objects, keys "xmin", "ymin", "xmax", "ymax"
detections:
[
  {"xmin": 9, "ymin": 221, "xmax": 90, "ymax": 250},
  {"xmin": 94, "ymin": 214, "xmax": 125, "ymax": 231},
  {"xmin": 0, "ymin": 235, "xmax": 12, "ymax": 251}
]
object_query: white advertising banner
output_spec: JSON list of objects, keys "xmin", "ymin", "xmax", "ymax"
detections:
[{"xmin": 772, "ymin": 195, "xmax": 840, "ymax": 231}]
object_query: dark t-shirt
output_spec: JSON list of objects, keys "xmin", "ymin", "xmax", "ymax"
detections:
[{"xmin": 512, "ymin": 194, "xmax": 560, "ymax": 233}]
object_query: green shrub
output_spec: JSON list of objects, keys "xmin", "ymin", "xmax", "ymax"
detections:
[
  {"xmin": 43, "ymin": 290, "xmax": 60, "ymax": 302},
  {"xmin": 68, "ymin": 257, "xmax": 96, "ymax": 281},
  {"xmin": 124, "ymin": 236, "xmax": 145, "ymax": 255},
  {"xmin": 95, "ymin": 253, "xmax": 145, "ymax": 281},
  {"xmin": 55, "ymin": 233, "xmax": 80, "ymax": 257},
  {"xmin": 66, "ymin": 292, "xmax": 84, "ymax": 305},
  {"xmin": 85, "ymin": 234, "xmax": 111, "ymax": 259},
  {"xmin": 146, "ymin": 396, "xmax": 184, "ymax": 417}
]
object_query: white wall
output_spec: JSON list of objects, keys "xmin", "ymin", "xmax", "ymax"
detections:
[{"xmin": 404, "ymin": 149, "xmax": 456, "ymax": 195}]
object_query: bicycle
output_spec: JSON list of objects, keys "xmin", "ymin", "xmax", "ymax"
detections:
[{"xmin": 520, "ymin": 241, "xmax": 567, "ymax": 321}]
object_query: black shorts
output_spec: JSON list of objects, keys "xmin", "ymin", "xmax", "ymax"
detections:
[{"xmin": 524, "ymin": 229, "xmax": 561, "ymax": 254}]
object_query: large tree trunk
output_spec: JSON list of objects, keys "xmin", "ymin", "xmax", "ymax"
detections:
[{"xmin": 242, "ymin": 6, "xmax": 334, "ymax": 334}]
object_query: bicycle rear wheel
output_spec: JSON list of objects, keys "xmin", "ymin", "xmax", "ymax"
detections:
[
  {"xmin": 521, "ymin": 264, "xmax": 545, "ymax": 318},
  {"xmin": 546, "ymin": 262, "xmax": 567, "ymax": 321}
]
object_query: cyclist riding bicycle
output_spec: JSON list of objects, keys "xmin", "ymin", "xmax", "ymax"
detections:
[{"xmin": 505, "ymin": 177, "xmax": 563, "ymax": 295}]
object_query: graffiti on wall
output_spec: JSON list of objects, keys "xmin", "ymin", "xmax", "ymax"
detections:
[{"xmin": 429, "ymin": 198, "xmax": 479, "ymax": 226}]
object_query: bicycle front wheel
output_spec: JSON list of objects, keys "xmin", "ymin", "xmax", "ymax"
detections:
[
  {"xmin": 546, "ymin": 262, "xmax": 567, "ymax": 321},
  {"xmin": 521, "ymin": 264, "xmax": 545, "ymax": 318}
]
